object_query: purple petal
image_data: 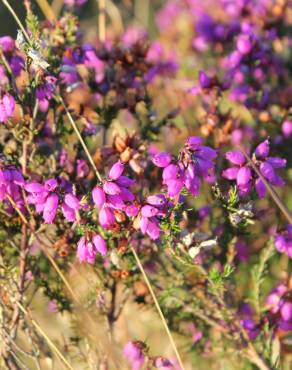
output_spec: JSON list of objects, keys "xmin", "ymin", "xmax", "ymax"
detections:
[
  {"xmin": 167, "ymin": 179, "xmax": 184, "ymax": 197},
  {"xmin": 44, "ymin": 178, "xmax": 58, "ymax": 192},
  {"xmin": 187, "ymin": 136, "xmax": 203, "ymax": 148},
  {"xmin": 99, "ymin": 206, "xmax": 115, "ymax": 228},
  {"xmin": 140, "ymin": 216, "xmax": 149, "ymax": 234},
  {"xmin": 92, "ymin": 234, "xmax": 107, "ymax": 257},
  {"xmin": 107, "ymin": 194, "xmax": 125, "ymax": 210},
  {"xmin": 222, "ymin": 167, "xmax": 239, "ymax": 180},
  {"xmin": 141, "ymin": 205, "xmax": 159, "ymax": 218},
  {"xmin": 92, "ymin": 186, "xmax": 106, "ymax": 208},
  {"xmin": 162, "ymin": 164, "xmax": 178, "ymax": 184},
  {"xmin": 260, "ymin": 162, "xmax": 275, "ymax": 182},
  {"xmin": 103, "ymin": 181, "xmax": 121, "ymax": 195},
  {"xmin": 125, "ymin": 204, "xmax": 139, "ymax": 217},
  {"xmin": 108, "ymin": 161, "xmax": 124, "ymax": 180},
  {"xmin": 120, "ymin": 187, "xmax": 135, "ymax": 202},
  {"xmin": 64, "ymin": 193, "xmax": 80, "ymax": 210},
  {"xmin": 62, "ymin": 203, "xmax": 76, "ymax": 222},
  {"xmin": 25, "ymin": 182, "xmax": 45, "ymax": 193},
  {"xmin": 255, "ymin": 179, "xmax": 267, "ymax": 198},
  {"xmin": 116, "ymin": 176, "xmax": 136, "ymax": 187},
  {"xmin": 152, "ymin": 152, "xmax": 172, "ymax": 168},
  {"xmin": 266, "ymin": 157, "xmax": 287, "ymax": 169},
  {"xmin": 225, "ymin": 151, "xmax": 245, "ymax": 166},
  {"xmin": 43, "ymin": 193, "xmax": 58, "ymax": 223},
  {"xmin": 146, "ymin": 194, "xmax": 166, "ymax": 206},
  {"xmin": 255, "ymin": 139, "xmax": 269, "ymax": 159},
  {"xmin": 237, "ymin": 166, "xmax": 251, "ymax": 186}
]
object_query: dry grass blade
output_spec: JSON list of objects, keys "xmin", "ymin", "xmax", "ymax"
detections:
[
  {"xmin": 35, "ymin": 0, "xmax": 57, "ymax": 21},
  {"xmin": 16, "ymin": 302, "xmax": 75, "ymax": 370}
]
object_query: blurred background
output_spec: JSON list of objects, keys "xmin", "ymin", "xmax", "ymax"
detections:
[{"xmin": 0, "ymin": 0, "xmax": 164, "ymax": 37}]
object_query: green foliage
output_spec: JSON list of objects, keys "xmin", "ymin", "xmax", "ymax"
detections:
[
  {"xmin": 209, "ymin": 263, "xmax": 234, "ymax": 288},
  {"xmin": 249, "ymin": 239, "xmax": 275, "ymax": 315}
]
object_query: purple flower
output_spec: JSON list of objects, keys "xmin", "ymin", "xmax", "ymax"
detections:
[
  {"xmin": 0, "ymin": 166, "xmax": 25, "ymax": 213},
  {"xmin": 282, "ymin": 120, "xmax": 292, "ymax": 138},
  {"xmin": 138, "ymin": 194, "xmax": 167, "ymax": 240},
  {"xmin": 239, "ymin": 304, "xmax": 260, "ymax": 340},
  {"xmin": 266, "ymin": 284, "xmax": 292, "ymax": 332},
  {"xmin": 123, "ymin": 341, "xmax": 145, "ymax": 370},
  {"xmin": 274, "ymin": 225, "xmax": 292, "ymax": 258},
  {"xmin": 152, "ymin": 152, "xmax": 172, "ymax": 168},
  {"xmin": 36, "ymin": 76, "xmax": 57, "ymax": 112},
  {"xmin": 43, "ymin": 193, "xmax": 59, "ymax": 224},
  {"xmin": 108, "ymin": 161, "xmax": 125, "ymax": 180},
  {"xmin": 76, "ymin": 159, "xmax": 89, "ymax": 178},
  {"xmin": 153, "ymin": 357, "xmax": 174, "ymax": 369},
  {"xmin": 99, "ymin": 206, "xmax": 115, "ymax": 229},
  {"xmin": 103, "ymin": 181, "xmax": 121, "ymax": 195},
  {"xmin": 0, "ymin": 36, "xmax": 15, "ymax": 53},
  {"xmin": 92, "ymin": 186, "xmax": 106, "ymax": 209},
  {"xmin": 156, "ymin": 137, "xmax": 217, "ymax": 198},
  {"xmin": 77, "ymin": 233, "xmax": 107, "ymax": 264},
  {"xmin": 236, "ymin": 34, "xmax": 253, "ymax": 55},
  {"xmin": 0, "ymin": 93, "xmax": 15, "ymax": 123},
  {"xmin": 222, "ymin": 139, "xmax": 286, "ymax": 197}
]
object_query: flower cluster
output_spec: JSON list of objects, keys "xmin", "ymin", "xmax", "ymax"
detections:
[
  {"xmin": 152, "ymin": 137, "xmax": 217, "ymax": 197},
  {"xmin": 92, "ymin": 161, "xmax": 136, "ymax": 229},
  {"xmin": 77, "ymin": 233, "xmax": 107, "ymax": 263},
  {"xmin": 222, "ymin": 139, "xmax": 286, "ymax": 197},
  {"xmin": 266, "ymin": 284, "xmax": 292, "ymax": 332},
  {"xmin": 25, "ymin": 178, "xmax": 84, "ymax": 224}
]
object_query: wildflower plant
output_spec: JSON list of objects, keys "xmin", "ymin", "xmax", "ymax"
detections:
[{"xmin": 0, "ymin": 1, "xmax": 291, "ymax": 370}]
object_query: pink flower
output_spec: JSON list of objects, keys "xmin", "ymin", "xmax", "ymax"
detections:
[
  {"xmin": 108, "ymin": 161, "xmax": 125, "ymax": 180},
  {"xmin": 0, "ymin": 93, "xmax": 15, "ymax": 123},
  {"xmin": 77, "ymin": 234, "xmax": 107, "ymax": 264},
  {"xmin": 123, "ymin": 341, "xmax": 145, "ymax": 370},
  {"xmin": 92, "ymin": 186, "xmax": 106, "ymax": 208}
]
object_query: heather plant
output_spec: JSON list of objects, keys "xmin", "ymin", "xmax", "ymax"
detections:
[{"xmin": 0, "ymin": 1, "xmax": 291, "ymax": 370}]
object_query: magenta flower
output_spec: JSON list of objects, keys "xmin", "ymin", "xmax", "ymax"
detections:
[
  {"xmin": 266, "ymin": 284, "xmax": 292, "ymax": 332},
  {"xmin": 152, "ymin": 152, "xmax": 172, "ymax": 168},
  {"xmin": 153, "ymin": 357, "xmax": 174, "ymax": 369},
  {"xmin": 153, "ymin": 137, "xmax": 217, "ymax": 198},
  {"xmin": 274, "ymin": 224, "xmax": 292, "ymax": 259},
  {"xmin": 239, "ymin": 304, "xmax": 260, "ymax": 340},
  {"xmin": 222, "ymin": 139, "xmax": 286, "ymax": 197},
  {"xmin": 61, "ymin": 193, "xmax": 83, "ymax": 222},
  {"xmin": 92, "ymin": 161, "xmax": 136, "ymax": 229},
  {"xmin": 76, "ymin": 159, "xmax": 90, "ymax": 178},
  {"xmin": 77, "ymin": 233, "xmax": 107, "ymax": 264},
  {"xmin": 43, "ymin": 193, "xmax": 59, "ymax": 224},
  {"xmin": 138, "ymin": 194, "xmax": 167, "ymax": 240},
  {"xmin": 25, "ymin": 178, "xmax": 81, "ymax": 224},
  {"xmin": 108, "ymin": 160, "xmax": 124, "ymax": 180},
  {"xmin": 0, "ymin": 166, "xmax": 25, "ymax": 213},
  {"xmin": 0, "ymin": 36, "xmax": 15, "ymax": 53},
  {"xmin": 36, "ymin": 76, "xmax": 57, "ymax": 112},
  {"xmin": 282, "ymin": 120, "xmax": 292, "ymax": 139},
  {"xmin": 0, "ymin": 93, "xmax": 15, "ymax": 123},
  {"xmin": 123, "ymin": 341, "xmax": 145, "ymax": 370}
]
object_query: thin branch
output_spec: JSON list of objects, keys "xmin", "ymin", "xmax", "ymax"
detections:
[
  {"xmin": 59, "ymin": 96, "xmax": 103, "ymax": 183},
  {"xmin": 1, "ymin": 0, "xmax": 30, "ymax": 42},
  {"xmin": 98, "ymin": 0, "xmax": 106, "ymax": 43},
  {"xmin": 130, "ymin": 246, "xmax": 186, "ymax": 370},
  {"xmin": 16, "ymin": 302, "xmax": 74, "ymax": 370},
  {"xmin": 35, "ymin": 0, "xmax": 56, "ymax": 21}
]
